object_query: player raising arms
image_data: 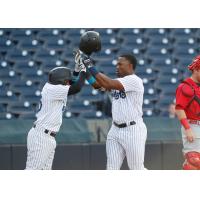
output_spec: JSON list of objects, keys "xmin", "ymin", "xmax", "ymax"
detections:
[
  {"xmin": 175, "ymin": 55, "xmax": 200, "ymax": 170},
  {"xmin": 75, "ymin": 30, "xmax": 147, "ymax": 170},
  {"xmin": 25, "ymin": 62, "xmax": 87, "ymax": 170}
]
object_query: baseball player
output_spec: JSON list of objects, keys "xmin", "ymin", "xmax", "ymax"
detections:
[
  {"xmin": 25, "ymin": 61, "xmax": 87, "ymax": 170},
  {"xmin": 175, "ymin": 55, "xmax": 200, "ymax": 170},
  {"xmin": 77, "ymin": 52, "xmax": 147, "ymax": 170}
]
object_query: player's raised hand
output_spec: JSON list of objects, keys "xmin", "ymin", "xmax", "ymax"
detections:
[
  {"xmin": 185, "ymin": 128, "xmax": 195, "ymax": 143},
  {"xmin": 74, "ymin": 49, "xmax": 83, "ymax": 72}
]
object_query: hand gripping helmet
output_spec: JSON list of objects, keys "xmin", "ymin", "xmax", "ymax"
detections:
[
  {"xmin": 48, "ymin": 67, "xmax": 72, "ymax": 85},
  {"xmin": 79, "ymin": 31, "xmax": 101, "ymax": 56}
]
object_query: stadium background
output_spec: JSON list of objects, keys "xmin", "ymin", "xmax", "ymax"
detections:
[{"xmin": 0, "ymin": 28, "xmax": 195, "ymax": 169}]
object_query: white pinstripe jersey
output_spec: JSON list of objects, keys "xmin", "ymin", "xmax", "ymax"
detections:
[
  {"xmin": 111, "ymin": 74, "xmax": 144, "ymax": 123},
  {"xmin": 35, "ymin": 83, "xmax": 70, "ymax": 132}
]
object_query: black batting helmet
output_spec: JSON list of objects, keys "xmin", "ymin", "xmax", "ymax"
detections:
[
  {"xmin": 48, "ymin": 67, "xmax": 72, "ymax": 85},
  {"xmin": 79, "ymin": 31, "xmax": 101, "ymax": 56}
]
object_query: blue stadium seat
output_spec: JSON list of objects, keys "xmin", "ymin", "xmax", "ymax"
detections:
[
  {"xmin": 118, "ymin": 28, "xmax": 144, "ymax": 36},
  {"xmin": 143, "ymin": 108, "xmax": 156, "ymax": 117},
  {"xmin": 79, "ymin": 86, "xmax": 103, "ymax": 102},
  {"xmin": 18, "ymin": 112, "xmax": 36, "ymax": 119},
  {"xmin": 7, "ymin": 101, "xmax": 35, "ymax": 115},
  {"xmin": 10, "ymin": 84, "xmax": 40, "ymax": 96},
  {"xmin": 5, "ymin": 48, "xmax": 32, "ymax": 62},
  {"xmin": 173, "ymin": 37, "xmax": 197, "ymax": 49},
  {"xmin": 0, "ymin": 104, "xmax": 6, "ymax": 112},
  {"xmin": 41, "ymin": 59, "xmax": 64, "ymax": 73},
  {"xmin": 146, "ymin": 46, "xmax": 171, "ymax": 59},
  {"xmin": 10, "ymin": 29, "xmax": 35, "ymax": 40},
  {"xmin": 44, "ymin": 37, "xmax": 67, "ymax": 51},
  {"xmin": 150, "ymin": 57, "xmax": 175, "ymax": 68},
  {"xmin": 33, "ymin": 48, "xmax": 59, "ymax": 62},
  {"xmin": 155, "ymin": 100, "xmax": 175, "ymax": 115},
  {"xmin": 0, "ymin": 29, "xmax": 11, "ymax": 37},
  {"xmin": 60, "ymin": 48, "xmax": 75, "ymax": 63},
  {"xmin": 176, "ymin": 57, "xmax": 193, "ymax": 69},
  {"xmin": 95, "ymin": 28, "xmax": 118, "ymax": 36},
  {"xmin": 144, "ymin": 28, "xmax": 169, "ymax": 36},
  {"xmin": 67, "ymin": 99, "xmax": 94, "ymax": 115},
  {"xmin": 170, "ymin": 28, "xmax": 195, "ymax": 37},
  {"xmin": 148, "ymin": 37, "xmax": 172, "ymax": 48},
  {"xmin": 0, "ymin": 112, "xmax": 14, "ymax": 119},
  {"xmin": 0, "ymin": 38, "xmax": 15, "ymax": 52},
  {"xmin": 18, "ymin": 38, "xmax": 43, "ymax": 51},
  {"xmin": 37, "ymin": 29, "xmax": 63, "ymax": 41},
  {"xmin": 0, "ymin": 87, "xmax": 18, "ymax": 104},
  {"xmin": 79, "ymin": 110, "xmax": 106, "ymax": 119},
  {"xmin": 173, "ymin": 46, "xmax": 197, "ymax": 57}
]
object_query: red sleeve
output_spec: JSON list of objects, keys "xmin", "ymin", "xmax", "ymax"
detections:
[{"xmin": 175, "ymin": 83, "xmax": 192, "ymax": 110}]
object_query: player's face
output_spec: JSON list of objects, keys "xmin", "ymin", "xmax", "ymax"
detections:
[
  {"xmin": 196, "ymin": 69, "xmax": 200, "ymax": 82},
  {"xmin": 116, "ymin": 57, "xmax": 132, "ymax": 77},
  {"xmin": 193, "ymin": 69, "xmax": 200, "ymax": 83}
]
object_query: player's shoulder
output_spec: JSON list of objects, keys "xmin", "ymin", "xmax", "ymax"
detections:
[
  {"xmin": 124, "ymin": 74, "xmax": 143, "ymax": 83},
  {"xmin": 176, "ymin": 82, "xmax": 194, "ymax": 97},
  {"xmin": 44, "ymin": 82, "xmax": 70, "ymax": 91}
]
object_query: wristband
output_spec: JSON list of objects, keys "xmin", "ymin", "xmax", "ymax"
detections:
[
  {"xmin": 180, "ymin": 118, "xmax": 191, "ymax": 130},
  {"xmin": 88, "ymin": 66, "xmax": 99, "ymax": 77},
  {"xmin": 73, "ymin": 71, "xmax": 79, "ymax": 77},
  {"xmin": 87, "ymin": 76, "xmax": 96, "ymax": 85}
]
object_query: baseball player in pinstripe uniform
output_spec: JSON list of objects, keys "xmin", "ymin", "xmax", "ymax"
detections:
[
  {"xmin": 25, "ymin": 59, "xmax": 87, "ymax": 170},
  {"xmin": 77, "ymin": 52, "xmax": 147, "ymax": 170}
]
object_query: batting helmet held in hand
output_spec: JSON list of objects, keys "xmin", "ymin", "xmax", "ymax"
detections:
[
  {"xmin": 79, "ymin": 31, "xmax": 101, "ymax": 56},
  {"xmin": 48, "ymin": 67, "xmax": 72, "ymax": 85}
]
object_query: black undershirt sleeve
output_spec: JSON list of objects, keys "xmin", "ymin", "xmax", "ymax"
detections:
[{"xmin": 68, "ymin": 71, "xmax": 86, "ymax": 96}]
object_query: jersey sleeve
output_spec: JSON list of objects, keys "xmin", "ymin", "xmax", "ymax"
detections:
[
  {"xmin": 175, "ymin": 84, "xmax": 192, "ymax": 110},
  {"xmin": 117, "ymin": 75, "xmax": 143, "ymax": 92}
]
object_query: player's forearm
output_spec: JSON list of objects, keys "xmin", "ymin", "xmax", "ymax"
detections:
[
  {"xmin": 88, "ymin": 67, "xmax": 123, "ymax": 90},
  {"xmin": 175, "ymin": 109, "xmax": 186, "ymax": 120},
  {"xmin": 68, "ymin": 71, "xmax": 86, "ymax": 95},
  {"xmin": 175, "ymin": 109, "xmax": 191, "ymax": 130}
]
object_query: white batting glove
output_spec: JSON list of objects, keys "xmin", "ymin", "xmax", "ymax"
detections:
[
  {"xmin": 74, "ymin": 49, "xmax": 82, "ymax": 72},
  {"xmin": 79, "ymin": 57, "xmax": 87, "ymax": 73}
]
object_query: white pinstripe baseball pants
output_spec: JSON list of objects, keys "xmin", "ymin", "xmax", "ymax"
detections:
[
  {"xmin": 106, "ymin": 121, "xmax": 147, "ymax": 170},
  {"xmin": 25, "ymin": 125, "xmax": 56, "ymax": 170}
]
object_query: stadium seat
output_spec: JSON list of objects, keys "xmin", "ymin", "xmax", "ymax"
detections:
[
  {"xmin": 0, "ymin": 38, "xmax": 15, "ymax": 52},
  {"xmin": 144, "ymin": 28, "xmax": 169, "ymax": 36},
  {"xmin": 5, "ymin": 48, "xmax": 32, "ymax": 62},
  {"xmin": 7, "ymin": 101, "xmax": 35, "ymax": 115},
  {"xmin": 33, "ymin": 48, "xmax": 59, "ymax": 62},
  {"xmin": 10, "ymin": 29, "xmax": 35, "ymax": 40},
  {"xmin": 67, "ymin": 99, "xmax": 94, "ymax": 115},
  {"xmin": 44, "ymin": 37, "xmax": 67, "ymax": 51},
  {"xmin": 18, "ymin": 38, "xmax": 43, "ymax": 51},
  {"xmin": 170, "ymin": 28, "xmax": 195, "ymax": 37}
]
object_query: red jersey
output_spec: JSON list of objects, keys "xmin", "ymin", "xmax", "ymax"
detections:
[{"xmin": 175, "ymin": 78, "xmax": 200, "ymax": 120}]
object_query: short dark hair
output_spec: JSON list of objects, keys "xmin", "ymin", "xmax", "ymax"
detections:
[{"xmin": 119, "ymin": 53, "xmax": 137, "ymax": 70}]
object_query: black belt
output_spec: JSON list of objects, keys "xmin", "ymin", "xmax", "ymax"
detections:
[
  {"xmin": 113, "ymin": 121, "xmax": 136, "ymax": 128},
  {"xmin": 33, "ymin": 124, "xmax": 56, "ymax": 137}
]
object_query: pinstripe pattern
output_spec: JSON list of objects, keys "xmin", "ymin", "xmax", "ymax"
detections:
[
  {"xmin": 107, "ymin": 74, "xmax": 147, "ymax": 170},
  {"xmin": 26, "ymin": 126, "xmax": 56, "ymax": 170},
  {"xmin": 26, "ymin": 83, "xmax": 69, "ymax": 170}
]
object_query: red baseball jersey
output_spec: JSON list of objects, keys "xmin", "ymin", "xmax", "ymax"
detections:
[{"xmin": 175, "ymin": 78, "xmax": 200, "ymax": 120}]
